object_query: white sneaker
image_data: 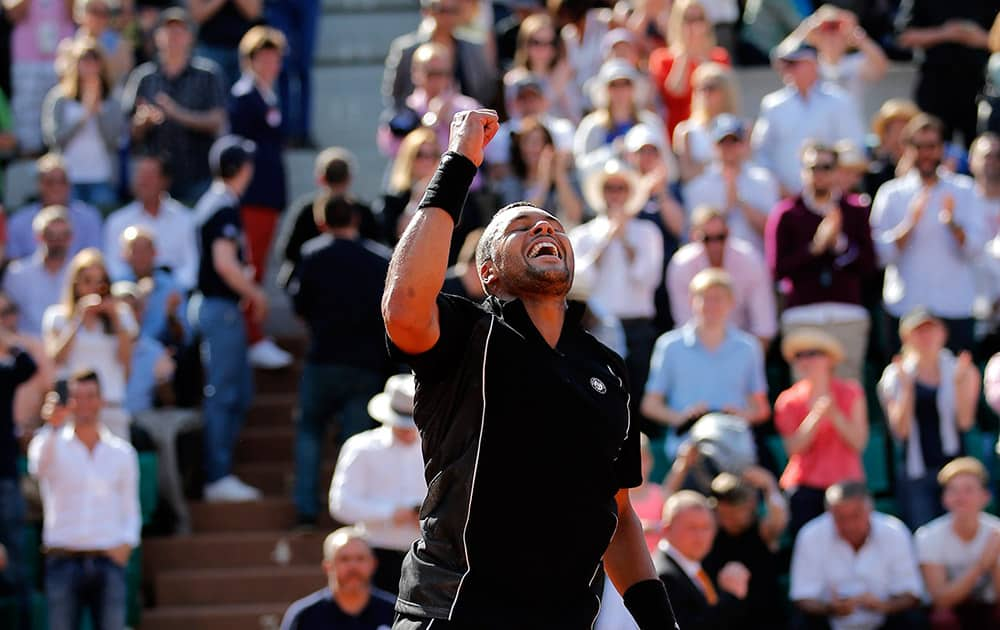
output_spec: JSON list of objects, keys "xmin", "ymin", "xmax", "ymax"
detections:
[
  {"xmin": 249, "ymin": 338, "xmax": 293, "ymax": 369},
  {"xmin": 204, "ymin": 475, "xmax": 263, "ymax": 502}
]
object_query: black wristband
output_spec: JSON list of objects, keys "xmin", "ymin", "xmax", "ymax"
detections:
[
  {"xmin": 623, "ymin": 578, "xmax": 677, "ymax": 630},
  {"xmin": 417, "ymin": 151, "xmax": 478, "ymax": 224}
]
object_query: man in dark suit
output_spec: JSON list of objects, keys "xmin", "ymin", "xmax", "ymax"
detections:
[
  {"xmin": 654, "ymin": 490, "xmax": 750, "ymax": 629},
  {"xmin": 381, "ymin": 0, "xmax": 496, "ymax": 108}
]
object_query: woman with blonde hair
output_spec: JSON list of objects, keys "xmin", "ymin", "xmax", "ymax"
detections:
[
  {"xmin": 42, "ymin": 248, "xmax": 138, "ymax": 438},
  {"xmin": 505, "ymin": 12, "xmax": 579, "ymax": 121},
  {"xmin": 649, "ymin": 0, "xmax": 730, "ymax": 139},
  {"xmin": 41, "ymin": 37, "xmax": 121, "ymax": 208},
  {"xmin": 775, "ymin": 327, "xmax": 868, "ymax": 538},
  {"xmin": 672, "ymin": 61, "xmax": 739, "ymax": 181},
  {"xmin": 382, "ymin": 128, "xmax": 442, "ymax": 243},
  {"xmin": 866, "ymin": 98, "xmax": 921, "ymax": 193}
]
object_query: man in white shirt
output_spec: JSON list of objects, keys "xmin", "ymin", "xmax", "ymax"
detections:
[
  {"xmin": 28, "ymin": 370, "xmax": 140, "ymax": 630},
  {"xmin": 328, "ymin": 374, "xmax": 426, "ymax": 595},
  {"xmin": 790, "ymin": 481, "xmax": 925, "ymax": 630},
  {"xmin": 570, "ymin": 160, "xmax": 663, "ymax": 434},
  {"xmin": 103, "ymin": 154, "xmax": 198, "ymax": 290},
  {"xmin": 915, "ymin": 457, "xmax": 1000, "ymax": 629},
  {"xmin": 667, "ymin": 206, "xmax": 777, "ymax": 347},
  {"xmin": 653, "ymin": 490, "xmax": 750, "ymax": 628},
  {"xmin": 870, "ymin": 114, "xmax": 987, "ymax": 354},
  {"xmin": 685, "ymin": 114, "xmax": 780, "ymax": 255},
  {"xmin": 751, "ymin": 41, "xmax": 865, "ymax": 196}
]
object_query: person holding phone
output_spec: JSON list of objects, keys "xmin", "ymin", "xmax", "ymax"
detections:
[{"xmin": 28, "ymin": 369, "xmax": 139, "ymax": 630}]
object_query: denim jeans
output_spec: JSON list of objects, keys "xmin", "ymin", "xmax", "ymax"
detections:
[
  {"xmin": 45, "ymin": 555, "xmax": 127, "ymax": 630},
  {"xmin": 265, "ymin": 0, "xmax": 319, "ymax": 138},
  {"xmin": 0, "ymin": 479, "xmax": 30, "ymax": 630},
  {"xmin": 293, "ymin": 362, "xmax": 382, "ymax": 519},
  {"xmin": 896, "ymin": 466, "xmax": 945, "ymax": 531},
  {"xmin": 72, "ymin": 182, "xmax": 118, "ymax": 210},
  {"xmin": 191, "ymin": 295, "xmax": 253, "ymax": 484}
]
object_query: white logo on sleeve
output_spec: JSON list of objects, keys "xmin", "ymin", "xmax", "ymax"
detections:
[{"xmin": 590, "ymin": 377, "xmax": 607, "ymax": 394}]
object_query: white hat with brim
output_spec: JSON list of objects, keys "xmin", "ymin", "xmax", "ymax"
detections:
[
  {"xmin": 587, "ymin": 59, "xmax": 649, "ymax": 110},
  {"xmin": 367, "ymin": 373, "xmax": 417, "ymax": 429},
  {"xmin": 583, "ymin": 160, "xmax": 647, "ymax": 217},
  {"xmin": 781, "ymin": 328, "xmax": 845, "ymax": 364}
]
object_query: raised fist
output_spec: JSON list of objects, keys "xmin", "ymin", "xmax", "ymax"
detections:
[{"xmin": 447, "ymin": 109, "xmax": 500, "ymax": 168}]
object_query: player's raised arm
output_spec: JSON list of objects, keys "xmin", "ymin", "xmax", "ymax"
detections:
[{"xmin": 382, "ymin": 110, "xmax": 499, "ymax": 355}]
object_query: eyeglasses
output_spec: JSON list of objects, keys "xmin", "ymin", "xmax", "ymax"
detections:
[
  {"xmin": 700, "ymin": 232, "xmax": 728, "ymax": 244},
  {"xmin": 607, "ymin": 79, "xmax": 633, "ymax": 89},
  {"xmin": 793, "ymin": 349, "xmax": 826, "ymax": 360},
  {"xmin": 528, "ymin": 38, "xmax": 555, "ymax": 47},
  {"xmin": 806, "ymin": 162, "xmax": 836, "ymax": 172}
]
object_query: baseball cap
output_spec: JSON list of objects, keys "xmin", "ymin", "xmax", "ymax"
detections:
[
  {"xmin": 772, "ymin": 39, "xmax": 818, "ymax": 63},
  {"xmin": 623, "ymin": 124, "xmax": 665, "ymax": 155},
  {"xmin": 209, "ymin": 135, "xmax": 256, "ymax": 179},
  {"xmin": 158, "ymin": 7, "xmax": 191, "ymax": 28},
  {"xmin": 511, "ymin": 73, "xmax": 545, "ymax": 97},
  {"xmin": 711, "ymin": 114, "xmax": 746, "ymax": 143},
  {"xmin": 899, "ymin": 307, "xmax": 943, "ymax": 338}
]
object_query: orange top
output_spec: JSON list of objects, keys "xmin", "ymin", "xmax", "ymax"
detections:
[
  {"xmin": 774, "ymin": 378, "xmax": 866, "ymax": 490},
  {"xmin": 648, "ymin": 46, "xmax": 731, "ymax": 138}
]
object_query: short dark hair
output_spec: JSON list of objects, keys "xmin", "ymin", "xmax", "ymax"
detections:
[
  {"xmin": 474, "ymin": 202, "xmax": 545, "ymax": 272},
  {"xmin": 316, "ymin": 148, "xmax": 354, "ymax": 186},
  {"xmin": 136, "ymin": 151, "xmax": 173, "ymax": 180},
  {"xmin": 710, "ymin": 473, "xmax": 754, "ymax": 505},
  {"xmin": 825, "ymin": 480, "xmax": 870, "ymax": 508},
  {"xmin": 69, "ymin": 368, "xmax": 102, "ymax": 394},
  {"xmin": 315, "ymin": 194, "xmax": 355, "ymax": 229}
]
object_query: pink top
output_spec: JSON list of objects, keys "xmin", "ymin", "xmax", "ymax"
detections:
[
  {"xmin": 774, "ymin": 378, "xmax": 865, "ymax": 490},
  {"xmin": 631, "ymin": 484, "xmax": 666, "ymax": 553},
  {"xmin": 12, "ymin": 0, "xmax": 74, "ymax": 62}
]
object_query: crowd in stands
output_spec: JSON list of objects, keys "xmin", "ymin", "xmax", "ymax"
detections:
[{"xmin": 0, "ymin": 0, "xmax": 999, "ymax": 629}]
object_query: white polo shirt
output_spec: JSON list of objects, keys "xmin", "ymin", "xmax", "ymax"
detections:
[{"xmin": 790, "ymin": 512, "xmax": 923, "ymax": 630}]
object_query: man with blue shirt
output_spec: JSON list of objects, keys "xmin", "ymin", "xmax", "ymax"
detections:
[
  {"xmin": 641, "ymin": 268, "xmax": 769, "ymax": 458},
  {"xmin": 870, "ymin": 114, "xmax": 987, "ymax": 353},
  {"xmin": 751, "ymin": 41, "xmax": 865, "ymax": 197},
  {"xmin": 280, "ymin": 527, "xmax": 396, "ymax": 630}
]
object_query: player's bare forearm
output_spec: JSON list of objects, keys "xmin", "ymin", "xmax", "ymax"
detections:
[{"xmin": 605, "ymin": 489, "xmax": 658, "ymax": 591}]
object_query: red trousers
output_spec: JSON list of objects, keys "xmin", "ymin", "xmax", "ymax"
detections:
[{"xmin": 241, "ymin": 206, "xmax": 280, "ymax": 344}]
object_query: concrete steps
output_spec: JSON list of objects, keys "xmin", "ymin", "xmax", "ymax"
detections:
[
  {"xmin": 140, "ymin": 603, "xmax": 288, "ymax": 630},
  {"xmin": 233, "ymin": 460, "xmax": 338, "ymax": 497},
  {"xmin": 156, "ymin": 566, "xmax": 326, "ymax": 607},
  {"xmin": 143, "ymin": 531, "xmax": 326, "ymax": 574}
]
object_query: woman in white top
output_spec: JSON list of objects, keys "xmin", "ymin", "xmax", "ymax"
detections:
[
  {"xmin": 672, "ymin": 62, "xmax": 739, "ymax": 182},
  {"xmin": 573, "ymin": 59, "xmax": 665, "ymax": 178},
  {"xmin": 43, "ymin": 248, "xmax": 137, "ymax": 439},
  {"xmin": 878, "ymin": 310, "xmax": 980, "ymax": 531},
  {"xmin": 41, "ymin": 37, "xmax": 121, "ymax": 209},
  {"xmin": 787, "ymin": 4, "xmax": 888, "ymax": 110}
]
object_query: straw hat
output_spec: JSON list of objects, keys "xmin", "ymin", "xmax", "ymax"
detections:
[
  {"xmin": 582, "ymin": 159, "xmax": 647, "ymax": 217},
  {"xmin": 367, "ymin": 373, "xmax": 416, "ymax": 428},
  {"xmin": 781, "ymin": 328, "xmax": 845, "ymax": 364}
]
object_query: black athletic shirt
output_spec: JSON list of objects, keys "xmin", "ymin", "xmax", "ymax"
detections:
[
  {"xmin": 388, "ymin": 294, "xmax": 641, "ymax": 628},
  {"xmin": 194, "ymin": 183, "xmax": 245, "ymax": 302}
]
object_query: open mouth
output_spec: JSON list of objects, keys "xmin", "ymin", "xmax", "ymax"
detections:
[{"xmin": 527, "ymin": 239, "xmax": 562, "ymax": 260}]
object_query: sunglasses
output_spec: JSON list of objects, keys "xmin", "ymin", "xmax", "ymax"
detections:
[
  {"xmin": 603, "ymin": 183, "xmax": 629, "ymax": 193},
  {"xmin": 793, "ymin": 349, "xmax": 826, "ymax": 360},
  {"xmin": 528, "ymin": 38, "xmax": 555, "ymax": 47},
  {"xmin": 424, "ymin": 68, "xmax": 451, "ymax": 78},
  {"xmin": 806, "ymin": 162, "xmax": 836, "ymax": 172},
  {"xmin": 700, "ymin": 232, "xmax": 728, "ymax": 244},
  {"xmin": 910, "ymin": 141, "xmax": 942, "ymax": 150}
]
